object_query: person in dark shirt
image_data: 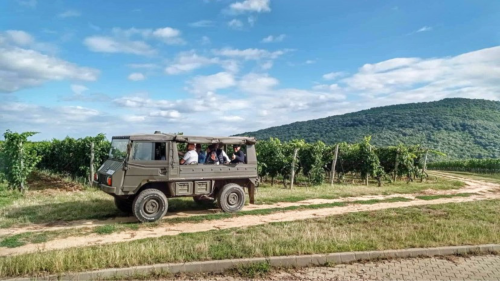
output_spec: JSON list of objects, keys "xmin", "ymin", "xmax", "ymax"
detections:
[
  {"xmin": 231, "ymin": 145, "xmax": 245, "ymax": 164},
  {"xmin": 196, "ymin": 144, "xmax": 206, "ymax": 164}
]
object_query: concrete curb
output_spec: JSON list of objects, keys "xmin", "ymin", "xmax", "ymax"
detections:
[{"xmin": 8, "ymin": 244, "xmax": 500, "ymax": 281}]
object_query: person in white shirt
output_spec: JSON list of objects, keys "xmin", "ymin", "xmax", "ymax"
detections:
[{"xmin": 180, "ymin": 143, "xmax": 198, "ymax": 165}]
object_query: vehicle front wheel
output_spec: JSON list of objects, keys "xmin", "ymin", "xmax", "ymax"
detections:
[
  {"xmin": 114, "ymin": 196, "xmax": 134, "ymax": 214},
  {"xmin": 217, "ymin": 183, "xmax": 245, "ymax": 213},
  {"xmin": 132, "ymin": 189, "xmax": 168, "ymax": 223}
]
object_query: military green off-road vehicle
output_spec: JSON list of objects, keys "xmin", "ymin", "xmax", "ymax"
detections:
[{"xmin": 93, "ymin": 133, "xmax": 258, "ymax": 222}]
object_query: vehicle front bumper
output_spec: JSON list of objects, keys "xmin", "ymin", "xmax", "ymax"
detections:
[{"xmin": 93, "ymin": 181, "xmax": 116, "ymax": 194}]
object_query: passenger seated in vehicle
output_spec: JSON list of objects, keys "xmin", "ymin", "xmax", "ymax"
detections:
[
  {"xmin": 196, "ymin": 144, "xmax": 206, "ymax": 164},
  {"xmin": 214, "ymin": 143, "xmax": 230, "ymax": 164},
  {"xmin": 205, "ymin": 145, "xmax": 224, "ymax": 164},
  {"xmin": 180, "ymin": 143, "xmax": 198, "ymax": 165},
  {"xmin": 231, "ymin": 144, "xmax": 245, "ymax": 164}
]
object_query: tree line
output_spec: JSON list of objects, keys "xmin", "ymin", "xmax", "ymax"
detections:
[{"xmin": 1, "ymin": 131, "xmax": 440, "ymax": 191}]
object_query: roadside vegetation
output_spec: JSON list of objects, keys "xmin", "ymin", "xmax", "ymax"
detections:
[{"xmin": 1, "ymin": 199, "xmax": 499, "ymax": 278}]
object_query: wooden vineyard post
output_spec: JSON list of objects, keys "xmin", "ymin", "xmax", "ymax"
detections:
[
  {"xmin": 367, "ymin": 145, "xmax": 371, "ymax": 186},
  {"xmin": 330, "ymin": 144, "xmax": 339, "ymax": 186},
  {"xmin": 249, "ymin": 183, "xmax": 256, "ymax": 204},
  {"xmin": 393, "ymin": 150, "xmax": 399, "ymax": 182},
  {"xmin": 423, "ymin": 149, "xmax": 429, "ymax": 172},
  {"xmin": 20, "ymin": 140, "xmax": 25, "ymax": 193},
  {"xmin": 290, "ymin": 148, "xmax": 299, "ymax": 190},
  {"xmin": 90, "ymin": 142, "xmax": 94, "ymax": 186}
]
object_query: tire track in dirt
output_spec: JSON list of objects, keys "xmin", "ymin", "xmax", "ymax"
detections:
[{"xmin": 1, "ymin": 172, "xmax": 499, "ymax": 257}]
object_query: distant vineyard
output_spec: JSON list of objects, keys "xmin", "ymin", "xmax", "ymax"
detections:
[{"xmin": 427, "ymin": 159, "xmax": 500, "ymax": 173}]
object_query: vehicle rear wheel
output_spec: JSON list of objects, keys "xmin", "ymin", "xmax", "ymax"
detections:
[
  {"xmin": 217, "ymin": 183, "xmax": 245, "ymax": 213},
  {"xmin": 114, "ymin": 196, "xmax": 133, "ymax": 214},
  {"xmin": 132, "ymin": 189, "xmax": 168, "ymax": 223}
]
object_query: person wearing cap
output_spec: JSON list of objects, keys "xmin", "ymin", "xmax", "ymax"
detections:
[
  {"xmin": 180, "ymin": 143, "xmax": 198, "ymax": 165},
  {"xmin": 231, "ymin": 144, "xmax": 245, "ymax": 164},
  {"xmin": 196, "ymin": 143, "xmax": 206, "ymax": 164}
]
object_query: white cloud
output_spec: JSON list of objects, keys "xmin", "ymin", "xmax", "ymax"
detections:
[
  {"xmin": 228, "ymin": 19, "xmax": 244, "ymax": 29},
  {"xmin": 189, "ymin": 20, "xmax": 214, "ymax": 28},
  {"xmin": 5, "ymin": 30, "xmax": 34, "ymax": 45},
  {"xmin": 322, "ymin": 71, "xmax": 344, "ymax": 80},
  {"xmin": 220, "ymin": 115, "xmax": 244, "ymax": 122},
  {"xmin": 58, "ymin": 10, "xmax": 81, "ymax": 18},
  {"xmin": 127, "ymin": 63, "xmax": 160, "ymax": 70},
  {"xmin": 188, "ymin": 72, "xmax": 236, "ymax": 94},
  {"xmin": 260, "ymin": 61, "xmax": 273, "ymax": 70},
  {"xmin": 213, "ymin": 48, "xmax": 286, "ymax": 60},
  {"xmin": 416, "ymin": 26, "xmax": 432, "ymax": 33},
  {"xmin": 71, "ymin": 84, "xmax": 88, "ymax": 95},
  {"xmin": 165, "ymin": 51, "xmax": 218, "ymax": 75},
  {"xmin": 152, "ymin": 27, "xmax": 180, "ymax": 38},
  {"xmin": 6, "ymin": 44, "xmax": 500, "ymax": 141},
  {"xmin": 83, "ymin": 36, "xmax": 156, "ymax": 56},
  {"xmin": 151, "ymin": 27, "xmax": 185, "ymax": 44},
  {"xmin": 128, "ymin": 72, "xmax": 146, "ymax": 81},
  {"xmin": 149, "ymin": 110, "xmax": 181, "ymax": 119},
  {"xmin": 229, "ymin": 0, "xmax": 271, "ymax": 13},
  {"xmin": 84, "ymin": 26, "xmax": 184, "ymax": 55},
  {"xmin": 343, "ymin": 46, "xmax": 500, "ymax": 100},
  {"xmin": 0, "ymin": 46, "xmax": 99, "ymax": 92},
  {"xmin": 261, "ymin": 34, "xmax": 285, "ymax": 43},
  {"xmin": 238, "ymin": 73, "xmax": 278, "ymax": 93},
  {"xmin": 305, "ymin": 60, "xmax": 316, "ymax": 64}
]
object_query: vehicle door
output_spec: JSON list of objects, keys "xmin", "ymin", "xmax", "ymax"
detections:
[{"xmin": 122, "ymin": 141, "xmax": 169, "ymax": 191}]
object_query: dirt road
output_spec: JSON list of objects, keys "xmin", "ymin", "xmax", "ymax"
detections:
[{"xmin": 1, "ymin": 172, "xmax": 499, "ymax": 257}]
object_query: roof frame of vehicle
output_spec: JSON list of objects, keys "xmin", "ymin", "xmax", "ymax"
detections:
[{"xmin": 114, "ymin": 134, "xmax": 256, "ymax": 145}]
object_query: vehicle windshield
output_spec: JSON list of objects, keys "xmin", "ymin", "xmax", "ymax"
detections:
[{"xmin": 109, "ymin": 139, "xmax": 129, "ymax": 160}]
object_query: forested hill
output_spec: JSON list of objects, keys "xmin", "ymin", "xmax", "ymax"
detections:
[{"xmin": 238, "ymin": 98, "xmax": 500, "ymax": 159}]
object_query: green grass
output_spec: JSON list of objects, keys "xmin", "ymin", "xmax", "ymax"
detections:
[
  {"xmin": 255, "ymin": 177, "xmax": 464, "ymax": 204},
  {"xmin": 434, "ymin": 171, "xmax": 500, "ymax": 184},
  {"xmin": 0, "ymin": 175, "xmax": 464, "ymax": 229},
  {"xmin": 1, "ymin": 199, "xmax": 499, "ymax": 278},
  {"xmin": 232, "ymin": 261, "xmax": 271, "ymax": 278},
  {"xmin": 415, "ymin": 193, "xmax": 473, "ymax": 201},
  {"xmin": 0, "ymin": 183, "xmax": 22, "ymax": 209},
  {"xmin": 0, "ymin": 232, "xmax": 52, "ymax": 248}
]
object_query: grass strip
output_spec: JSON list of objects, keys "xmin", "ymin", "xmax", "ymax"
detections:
[
  {"xmin": 415, "ymin": 193, "xmax": 473, "ymax": 201},
  {"xmin": 1, "ymin": 199, "xmax": 499, "ymax": 278}
]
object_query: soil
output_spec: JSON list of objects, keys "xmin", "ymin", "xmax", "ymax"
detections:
[{"xmin": 1, "ymin": 172, "xmax": 499, "ymax": 257}]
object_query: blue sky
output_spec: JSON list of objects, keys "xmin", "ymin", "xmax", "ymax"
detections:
[{"xmin": 1, "ymin": 0, "xmax": 500, "ymax": 140}]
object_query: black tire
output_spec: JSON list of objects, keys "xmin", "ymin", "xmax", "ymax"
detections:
[
  {"xmin": 114, "ymin": 196, "xmax": 133, "ymax": 214},
  {"xmin": 217, "ymin": 183, "xmax": 245, "ymax": 213},
  {"xmin": 132, "ymin": 189, "xmax": 168, "ymax": 223}
]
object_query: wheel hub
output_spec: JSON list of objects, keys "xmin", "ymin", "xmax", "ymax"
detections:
[
  {"xmin": 144, "ymin": 199, "xmax": 159, "ymax": 214},
  {"xmin": 228, "ymin": 192, "xmax": 239, "ymax": 205}
]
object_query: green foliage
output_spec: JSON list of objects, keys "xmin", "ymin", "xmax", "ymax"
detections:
[
  {"xmin": 299, "ymin": 141, "xmax": 326, "ymax": 184},
  {"xmin": 428, "ymin": 159, "xmax": 500, "ymax": 173},
  {"xmin": 32, "ymin": 134, "xmax": 110, "ymax": 180},
  {"xmin": 256, "ymin": 136, "xmax": 430, "ymax": 186},
  {"xmin": 238, "ymin": 98, "xmax": 500, "ymax": 159},
  {"xmin": 0, "ymin": 131, "xmax": 41, "ymax": 192}
]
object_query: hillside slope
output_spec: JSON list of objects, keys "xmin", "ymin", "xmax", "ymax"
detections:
[{"xmin": 238, "ymin": 98, "xmax": 500, "ymax": 159}]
